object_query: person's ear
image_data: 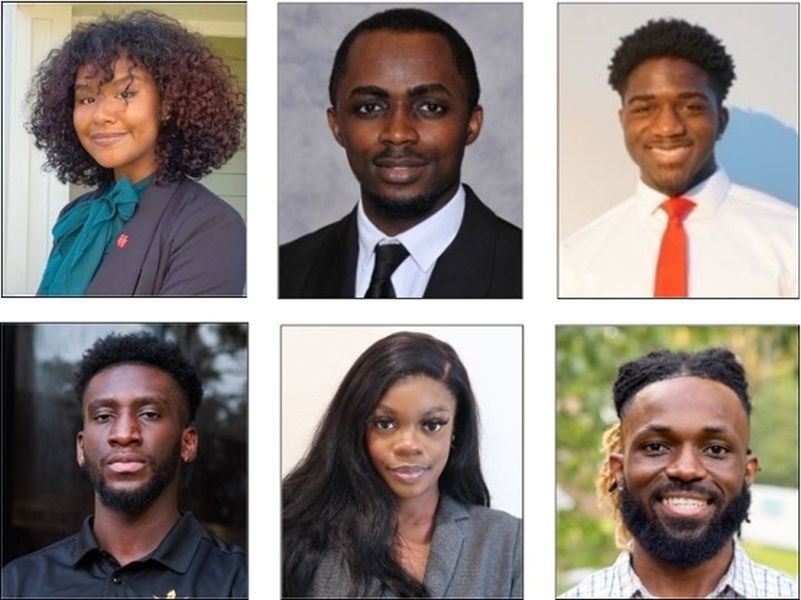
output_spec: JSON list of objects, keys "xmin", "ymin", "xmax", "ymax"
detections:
[
  {"xmin": 181, "ymin": 426, "xmax": 199, "ymax": 464},
  {"xmin": 327, "ymin": 107, "xmax": 345, "ymax": 147},
  {"xmin": 717, "ymin": 105, "xmax": 729, "ymax": 140},
  {"xmin": 744, "ymin": 452, "xmax": 759, "ymax": 487},
  {"xmin": 76, "ymin": 431, "xmax": 85, "ymax": 469},
  {"xmin": 609, "ymin": 452, "xmax": 624, "ymax": 490},
  {"xmin": 466, "ymin": 105, "xmax": 483, "ymax": 145}
]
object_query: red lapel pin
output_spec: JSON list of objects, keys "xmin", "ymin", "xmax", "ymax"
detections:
[{"xmin": 116, "ymin": 233, "xmax": 129, "ymax": 248}]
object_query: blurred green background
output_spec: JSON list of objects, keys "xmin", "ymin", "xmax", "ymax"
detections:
[{"xmin": 556, "ymin": 326, "xmax": 799, "ymax": 594}]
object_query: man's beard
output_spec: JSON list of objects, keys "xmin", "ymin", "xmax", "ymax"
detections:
[
  {"xmin": 83, "ymin": 440, "xmax": 182, "ymax": 514},
  {"xmin": 620, "ymin": 480, "xmax": 751, "ymax": 568},
  {"xmin": 363, "ymin": 190, "xmax": 444, "ymax": 220}
]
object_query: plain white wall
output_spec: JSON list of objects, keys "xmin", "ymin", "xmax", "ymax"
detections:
[
  {"xmin": 559, "ymin": 3, "xmax": 799, "ymax": 239},
  {"xmin": 281, "ymin": 325, "xmax": 522, "ymax": 518}
]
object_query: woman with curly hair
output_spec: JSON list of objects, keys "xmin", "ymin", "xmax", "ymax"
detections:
[
  {"xmin": 28, "ymin": 10, "xmax": 245, "ymax": 295},
  {"xmin": 283, "ymin": 332, "xmax": 522, "ymax": 597}
]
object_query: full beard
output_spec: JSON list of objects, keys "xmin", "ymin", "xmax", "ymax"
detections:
[
  {"xmin": 620, "ymin": 480, "xmax": 751, "ymax": 568},
  {"xmin": 84, "ymin": 440, "xmax": 182, "ymax": 514}
]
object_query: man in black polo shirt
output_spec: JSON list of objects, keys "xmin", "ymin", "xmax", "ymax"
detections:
[{"xmin": 1, "ymin": 332, "xmax": 247, "ymax": 598}]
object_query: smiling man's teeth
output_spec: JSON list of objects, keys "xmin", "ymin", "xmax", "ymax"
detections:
[{"xmin": 662, "ymin": 497, "xmax": 706, "ymax": 508}]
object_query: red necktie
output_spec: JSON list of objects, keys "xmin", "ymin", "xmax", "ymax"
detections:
[{"xmin": 654, "ymin": 197, "xmax": 696, "ymax": 297}]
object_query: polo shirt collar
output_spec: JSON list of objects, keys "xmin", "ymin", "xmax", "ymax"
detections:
[
  {"xmin": 356, "ymin": 184, "xmax": 466, "ymax": 275},
  {"xmin": 635, "ymin": 167, "xmax": 731, "ymax": 219},
  {"xmin": 70, "ymin": 512, "xmax": 204, "ymax": 574}
]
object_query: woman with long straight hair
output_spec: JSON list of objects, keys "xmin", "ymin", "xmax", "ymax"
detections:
[{"xmin": 283, "ymin": 332, "xmax": 522, "ymax": 597}]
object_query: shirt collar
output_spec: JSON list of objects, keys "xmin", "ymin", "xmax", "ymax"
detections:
[
  {"xmin": 356, "ymin": 184, "xmax": 466, "ymax": 274},
  {"xmin": 616, "ymin": 538, "xmax": 750, "ymax": 598},
  {"xmin": 70, "ymin": 512, "xmax": 205, "ymax": 574},
  {"xmin": 635, "ymin": 167, "xmax": 731, "ymax": 219}
]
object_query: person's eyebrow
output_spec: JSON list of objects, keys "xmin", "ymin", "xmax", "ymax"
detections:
[
  {"xmin": 632, "ymin": 423, "xmax": 736, "ymax": 438},
  {"xmin": 349, "ymin": 85, "xmax": 389, "ymax": 99},
  {"xmin": 86, "ymin": 396, "xmax": 169, "ymax": 411},
  {"xmin": 372, "ymin": 404, "xmax": 452, "ymax": 416},
  {"xmin": 408, "ymin": 83, "xmax": 452, "ymax": 98},
  {"xmin": 626, "ymin": 91, "xmax": 711, "ymax": 105},
  {"xmin": 74, "ymin": 73, "xmax": 142, "ymax": 91}
]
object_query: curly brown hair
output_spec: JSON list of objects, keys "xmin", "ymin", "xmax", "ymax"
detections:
[{"xmin": 27, "ymin": 10, "xmax": 245, "ymax": 187}]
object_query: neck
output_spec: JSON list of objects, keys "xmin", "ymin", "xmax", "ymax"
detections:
[
  {"xmin": 630, "ymin": 538, "xmax": 734, "ymax": 597},
  {"xmin": 92, "ymin": 480, "xmax": 181, "ymax": 566},
  {"xmin": 396, "ymin": 487, "xmax": 439, "ymax": 544},
  {"xmin": 362, "ymin": 183, "xmax": 459, "ymax": 237}
]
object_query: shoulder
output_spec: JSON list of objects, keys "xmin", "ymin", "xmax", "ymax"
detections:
[
  {"xmin": 562, "ymin": 196, "xmax": 637, "ymax": 254},
  {"xmin": 57, "ymin": 188, "xmax": 100, "ymax": 218},
  {"xmin": 463, "ymin": 185, "xmax": 521, "ymax": 241},
  {"xmin": 559, "ymin": 562, "xmax": 621, "ymax": 598},
  {"xmin": 160, "ymin": 179, "xmax": 245, "ymax": 228},
  {"xmin": 734, "ymin": 541, "xmax": 797, "ymax": 598},
  {"xmin": 2, "ymin": 532, "xmax": 80, "ymax": 595},
  {"xmin": 441, "ymin": 497, "xmax": 521, "ymax": 544},
  {"xmin": 280, "ymin": 213, "xmax": 352, "ymax": 260},
  {"xmin": 462, "ymin": 503, "xmax": 521, "ymax": 534},
  {"xmin": 724, "ymin": 183, "xmax": 798, "ymax": 228}
]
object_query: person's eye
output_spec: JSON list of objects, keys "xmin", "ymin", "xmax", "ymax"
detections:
[
  {"xmin": 371, "ymin": 417, "xmax": 395, "ymax": 431},
  {"xmin": 643, "ymin": 442, "xmax": 669, "ymax": 455},
  {"xmin": 354, "ymin": 102, "xmax": 385, "ymax": 116},
  {"xmin": 76, "ymin": 96, "xmax": 95, "ymax": 105},
  {"xmin": 119, "ymin": 89, "xmax": 137, "ymax": 100},
  {"xmin": 704, "ymin": 444, "xmax": 731, "ymax": 457},
  {"xmin": 140, "ymin": 410, "xmax": 161, "ymax": 420},
  {"xmin": 93, "ymin": 413, "xmax": 113, "ymax": 423},
  {"xmin": 422, "ymin": 419, "xmax": 447, "ymax": 433},
  {"xmin": 630, "ymin": 105, "xmax": 652, "ymax": 114},
  {"xmin": 417, "ymin": 101, "xmax": 447, "ymax": 116}
]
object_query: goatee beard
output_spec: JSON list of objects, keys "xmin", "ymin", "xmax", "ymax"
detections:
[
  {"xmin": 362, "ymin": 182, "xmax": 457, "ymax": 221},
  {"xmin": 85, "ymin": 441, "xmax": 182, "ymax": 514},
  {"xmin": 619, "ymin": 480, "xmax": 751, "ymax": 568}
]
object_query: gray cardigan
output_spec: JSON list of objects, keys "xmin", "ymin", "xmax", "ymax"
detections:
[
  {"xmin": 310, "ymin": 496, "xmax": 523, "ymax": 598},
  {"xmin": 54, "ymin": 179, "xmax": 246, "ymax": 296}
]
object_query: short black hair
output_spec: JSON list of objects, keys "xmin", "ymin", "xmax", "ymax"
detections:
[
  {"xmin": 75, "ymin": 331, "xmax": 203, "ymax": 423},
  {"xmin": 612, "ymin": 348, "xmax": 750, "ymax": 418},
  {"xmin": 328, "ymin": 8, "xmax": 480, "ymax": 110},
  {"xmin": 608, "ymin": 18, "xmax": 735, "ymax": 103}
]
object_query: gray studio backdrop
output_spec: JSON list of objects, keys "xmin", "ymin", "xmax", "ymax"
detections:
[{"xmin": 278, "ymin": 3, "xmax": 523, "ymax": 244}]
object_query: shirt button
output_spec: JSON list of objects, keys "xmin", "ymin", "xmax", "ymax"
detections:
[{"xmin": 112, "ymin": 575, "xmax": 122, "ymax": 584}]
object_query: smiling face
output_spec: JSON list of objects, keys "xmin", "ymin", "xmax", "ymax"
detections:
[
  {"xmin": 366, "ymin": 375, "xmax": 456, "ymax": 505},
  {"xmin": 619, "ymin": 57, "xmax": 728, "ymax": 197},
  {"xmin": 73, "ymin": 54, "xmax": 161, "ymax": 183},
  {"xmin": 610, "ymin": 376, "xmax": 758, "ymax": 566},
  {"xmin": 327, "ymin": 30, "xmax": 482, "ymax": 231},
  {"xmin": 77, "ymin": 364, "xmax": 197, "ymax": 514}
]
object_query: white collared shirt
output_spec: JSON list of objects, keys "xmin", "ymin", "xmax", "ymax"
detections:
[
  {"xmin": 355, "ymin": 185, "xmax": 466, "ymax": 298},
  {"xmin": 560, "ymin": 538, "xmax": 798, "ymax": 598},
  {"xmin": 560, "ymin": 169, "xmax": 798, "ymax": 297}
]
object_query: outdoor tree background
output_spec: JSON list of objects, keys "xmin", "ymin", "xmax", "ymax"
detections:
[{"xmin": 556, "ymin": 326, "xmax": 798, "ymax": 593}]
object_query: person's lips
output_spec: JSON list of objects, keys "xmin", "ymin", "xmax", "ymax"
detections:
[
  {"xmin": 89, "ymin": 132, "xmax": 128, "ymax": 147},
  {"xmin": 658, "ymin": 494, "xmax": 714, "ymax": 518},
  {"xmin": 388, "ymin": 464, "xmax": 429, "ymax": 484},
  {"xmin": 106, "ymin": 454, "xmax": 147, "ymax": 474},
  {"xmin": 645, "ymin": 141, "xmax": 692, "ymax": 163},
  {"xmin": 373, "ymin": 155, "xmax": 430, "ymax": 184}
]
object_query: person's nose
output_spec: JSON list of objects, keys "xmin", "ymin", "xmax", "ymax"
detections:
[
  {"xmin": 91, "ymin": 94, "xmax": 120, "ymax": 125},
  {"xmin": 665, "ymin": 443, "xmax": 706, "ymax": 482},
  {"xmin": 392, "ymin": 426, "xmax": 423, "ymax": 456},
  {"xmin": 652, "ymin": 104, "xmax": 686, "ymax": 136},
  {"xmin": 108, "ymin": 412, "xmax": 142, "ymax": 446},
  {"xmin": 379, "ymin": 105, "xmax": 419, "ymax": 145}
]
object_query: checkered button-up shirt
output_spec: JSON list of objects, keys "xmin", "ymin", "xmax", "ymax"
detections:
[{"xmin": 561, "ymin": 538, "xmax": 797, "ymax": 598}]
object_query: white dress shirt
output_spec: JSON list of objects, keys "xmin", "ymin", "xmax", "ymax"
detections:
[
  {"xmin": 355, "ymin": 185, "xmax": 466, "ymax": 298},
  {"xmin": 560, "ymin": 169, "xmax": 798, "ymax": 297},
  {"xmin": 560, "ymin": 538, "xmax": 797, "ymax": 598}
]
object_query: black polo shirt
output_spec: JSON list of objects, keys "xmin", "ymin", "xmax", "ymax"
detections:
[{"xmin": 2, "ymin": 512, "xmax": 246, "ymax": 598}]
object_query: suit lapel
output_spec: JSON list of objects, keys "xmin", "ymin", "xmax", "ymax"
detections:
[
  {"xmin": 301, "ymin": 208, "xmax": 358, "ymax": 297},
  {"xmin": 424, "ymin": 496, "xmax": 468, "ymax": 596},
  {"xmin": 424, "ymin": 186, "xmax": 496, "ymax": 298},
  {"xmin": 86, "ymin": 182, "xmax": 178, "ymax": 295}
]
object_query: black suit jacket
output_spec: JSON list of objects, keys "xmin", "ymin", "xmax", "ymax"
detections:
[{"xmin": 280, "ymin": 185, "xmax": 521, "ymax": 298}]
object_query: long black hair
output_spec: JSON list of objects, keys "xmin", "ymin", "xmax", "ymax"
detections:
[{"xmin": 282, "ymin": 332, "xmax": 490, "ymax": 597}]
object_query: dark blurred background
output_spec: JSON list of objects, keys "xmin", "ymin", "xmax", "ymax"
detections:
[{"xmin": 1, "ymin": 323, "xmax": 248, "ymax": 566}]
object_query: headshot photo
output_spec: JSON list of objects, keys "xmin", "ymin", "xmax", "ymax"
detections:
[
  {"xmin": 2, "ymin": 4, "xmax": 246, "ymax": 296},
  {"xmin": 278, "ymin": 4, "xmax": 522, "ymax": 298},
  {"xmin": 557, "ymin": 325, "xmax": 798, "ymax": 598},
  {"xmin": 1, "ymin": 323, "xmax": 248, "ymax": 597},
  {"xmin": 282, "ymin": 326, "xmax": 522, "ymax": 596},
  {"xmin": 559, "ymin": 4, "xmax": 798, "ymax": 298}
]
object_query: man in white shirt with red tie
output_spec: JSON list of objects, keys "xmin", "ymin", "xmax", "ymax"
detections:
[{"xmin": 560, "ymin": 18, "xmax": 798, "ymax": 298}]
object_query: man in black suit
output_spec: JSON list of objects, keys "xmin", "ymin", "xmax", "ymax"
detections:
[{"xmin": 280, "ymin": 8, "xmax": 522, "ymax": 298}]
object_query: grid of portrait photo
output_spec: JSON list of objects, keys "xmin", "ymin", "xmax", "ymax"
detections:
[{"xmin": 1, "ymin": 2, "xmax": 798, "ymax": 598}]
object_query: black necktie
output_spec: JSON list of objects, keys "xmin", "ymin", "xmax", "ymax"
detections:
[{"xmin": 364, "ymin": 243, "xmax": 409, "ymax": 298}]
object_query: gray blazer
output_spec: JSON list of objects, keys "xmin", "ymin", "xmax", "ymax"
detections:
[
  {"xmin": 55, "ymin": 179, "xmax": 246, "ymax": 296},
  {"xmin": 310, "ymin": 496, "xmax": 522, "ymax": 598}
]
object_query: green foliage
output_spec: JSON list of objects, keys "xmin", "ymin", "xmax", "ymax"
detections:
[{"xmin": 556, "ymin": 326, "xmax": 798, "ymax": 585}]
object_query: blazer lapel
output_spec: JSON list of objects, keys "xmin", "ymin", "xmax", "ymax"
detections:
[
  {"xmin": 424, "ymin": 496, "xmax": 468, "ymax": 596},
  {"xmin": 424, "ymin": 186, "xmax": 496, "ymax": 298},
  {"xmin": 87, "ymin": 182, "xmax": 178, "ymax": 295},
  {"xmin": 301, "ymin": 208, "xmax": 358, "ymax": 297}
]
